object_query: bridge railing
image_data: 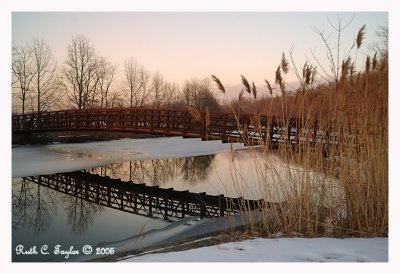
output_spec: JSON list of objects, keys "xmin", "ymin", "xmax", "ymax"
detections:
[
  {"xmin": 12, "ymin": 108, "xmax": 204, "ymax": 134},
  {"xmin": 12, "ymin": 107, "xmax": 345, "ymax": 147}
]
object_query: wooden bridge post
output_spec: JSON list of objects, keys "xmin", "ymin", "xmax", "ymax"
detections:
[
  {"xmin": 287, "ymin": 119, "xmax": 292, "ymax": 145},
  {"xmin": 107, "ymin": 187, "xmax": 111, "ymax": 206},
  {"xmin": 269, "ymin": 117, "xmax": 275, "ymax": 148},
  {"xmin": 149, "ymin": 196, "xmax": 153, "ymax": 217},
  {"xmin": 199, "ymin": 112, "xmax": 206, "ymax": 141},
  {"xmin": 203, "ymin": 112, "xmax": 208, "ymax": 140},
  {"xmin": 166, "ymin": 110, "xmax": 170, "ymax": 132},
  {"xmin": 163, "ymin": 198, "xmax": 169, "ymax": 220},
  {"xmin": 182, "ymin": 201, "xmax": 187, "ymax": 218},
  {"xmin": 200, "ymin": 203, "xmax": 206, "ymax": 219},
  {"xmin": 223, "ymin": 113, "xmax": 227, "ymax": 142},
  {"xmin": 313, "ymin": 119, "xmax": 318, "ymax": 145},
  {"xmin": 295, "ymin": 118, "xmax": 301, "ymax": 145},
  {"xmin": 134, "ymin": 193, "xmax": 138, "ymax": 214},
  {"xmin": 219, "ymin": 194, "xmax": 226, "ymax": 216},
  {"xmin": 184, "ymin": 112, "xmax": 188, "ymax": 136},
  {"xmin": 120, "ymin": 189, "xmax": 124, "ymax": 209}
]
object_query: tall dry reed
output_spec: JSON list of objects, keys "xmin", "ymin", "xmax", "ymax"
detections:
[{"xmin": 209, "ymin": 25, "xmax": 388, "ymax": 237}]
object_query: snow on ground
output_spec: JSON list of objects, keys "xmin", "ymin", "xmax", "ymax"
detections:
[
  {"xmin": 109, "ymin": 211, "xmax": 388, "ymax": 264},
  {"xmin": 122, "ymin": 237, "xmax": 388, "ymax": 262},
  {"xmin": 12, "ymin": 137, "xmax": 244, "ymax": 177}
]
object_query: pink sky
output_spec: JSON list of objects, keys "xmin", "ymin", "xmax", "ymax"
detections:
[{"xmin": 12, "ymin": 12, "xmax": 387, "ymax": 91}]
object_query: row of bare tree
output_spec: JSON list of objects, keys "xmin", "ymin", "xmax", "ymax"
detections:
[
  {"xmin": 12, "ymin": 34, "xmax": 220, "ymax": 114},
  {"xmin": 12, "ymin": 38, "xmax": 59, "ymax": 114}
]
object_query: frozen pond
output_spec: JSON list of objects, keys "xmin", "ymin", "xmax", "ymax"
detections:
[{"xmin": 11, "ymin": 137, "xmax": 339, "ymax": 262}]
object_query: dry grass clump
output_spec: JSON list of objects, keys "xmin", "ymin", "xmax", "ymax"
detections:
[{"xmin": 210, "ymin": 23, "xmax": 388, "ymax": 238}]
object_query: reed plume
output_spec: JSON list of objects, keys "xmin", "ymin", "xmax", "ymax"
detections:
[
  {"xmin": 302, "ymin": 62, "xmax": 317, "ymax": 86},
  {"xmin": 265, "ymin": 79, "xmax": 273, "ymax": 96},
  {"xmin": 372, "ymin": 52, "xmax": 378, "ymax": 71},
  {"xmin": 281, "ymin": 52, "xmax": 289, "ymax": 74},
  {"xmin": 211, "ymin": 74, "xmax": 225, "ymax": 93},
  {"xmin": 186, "ymin": 106, "xmax": 201, "ymax": 121},
  {"xmin": 275, "ymin": 65, "xmax": 283, "ymax": 85},
  {"xmin": 339, "ymin": 56, "xmax": 352, "ymax": 87},
  {"xmin": 356, "ymin": 24, "xmax": 366, "ymax": 49},
  {"xmin": 275, "ymin": 65, "xmax": 285, "ymax": 94},
  {"xmin": 241, "ymin": 75, "xmax": 251, "ymax": 94},
  {"xmin": 365, "ymin": 55, "xmax": 371, "ymax": 73},
  {"xmin": 252, "ymin": 81, "xmax": 257, "ymax": 99},
  {"xmin": 238, "ymin": 88, "xmax": 244, "ymax": 102}
]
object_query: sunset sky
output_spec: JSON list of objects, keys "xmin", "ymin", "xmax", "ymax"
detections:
[{"xmin": 11, "ymin": 11, "xmax": 387, "ymax": 91}]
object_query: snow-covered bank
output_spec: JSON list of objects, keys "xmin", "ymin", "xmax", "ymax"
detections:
[
  {"xmin": 12, "ymin": 137, "xmax": 244, "ymax": 177},
  {"xmin": 70, "ymin": 209, "xmax": 263, "ymax": 262},
  {"xmin": 123, "ymin": 237, "xmax": 388, "ymax": 262}
]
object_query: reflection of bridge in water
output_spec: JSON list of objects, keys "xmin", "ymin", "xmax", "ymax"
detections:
[{"xmin": 24, "ymin": 171, "xmax": 266, "ymax": 222}]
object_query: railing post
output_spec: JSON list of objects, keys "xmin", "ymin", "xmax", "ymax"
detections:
[
  {"xmin": 184, "ymin": 112, "xmax": 188, "ymax": 136},
  {"xmin": 200, "ymin": 202, "xmax": 206, "ymax": 219},
  {"xmin": 166, "ymin": 110, "xmax": 169, "ymax": 132},
  {"xmin": 163, "ymin": 198, "xmax": 169, "ymax": 220},
  {"xmin": 108, "ymin": 109, "xmax": 111, "ymax": 129},
  {"xmin": 219, "ymin": 194, "xmax": 226, "ymax": 217},
  {"xmin": 313, "ymin": 119, "xmax": 318, "ymax": 145},
  {"xmin": 270, "ymin": 116, "xmax": 275, "ymax": 148},
  {"xmin": 295, "ymin": 118, "xmax": 300, "ymax": 146},
  {"xmin": 182, "ymin": 201, "xmax": 186, "ymax": 218},
  {"xmin": 149, "ymin": 196, "xmax": 153, "ymax": 217},
  {"xmin": 134, "ymin": 193, "xmax": 138, "ymax": 213},
  {"xmin": 202, "ymin": 112, "xmax": 207, "ymax": 140},
  {"xmin": 287, "ymin": 119, "xmax": 292, "ymax": 145},
  {"xmin": 223, "ymin": 113, "xmax": 227, "ymax": 141},
  {"xmin": 120, "ymin": 109, "xmax": 123, "ymax": 129}
]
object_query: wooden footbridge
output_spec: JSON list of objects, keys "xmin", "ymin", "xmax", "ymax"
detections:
[
  {"xmin": 24, "ymin": 171, "xmax": 270, "ymax": 222},
  {"xmin": 12, "ymin": 107, "xmax": 336, "ymax": 147}
]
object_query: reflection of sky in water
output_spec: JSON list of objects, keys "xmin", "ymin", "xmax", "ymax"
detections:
[
  {"xmin": 86, "ymin": 149, "xmax": 298, "ymax": 200},
  {"xmin": 87, "ymin": 149, "xmax": 340, "ymax": 203}
]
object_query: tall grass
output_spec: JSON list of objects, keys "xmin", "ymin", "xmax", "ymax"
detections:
[{"xmin": 210, "ymin": 29, "xmax": 388, "ymax": 238}]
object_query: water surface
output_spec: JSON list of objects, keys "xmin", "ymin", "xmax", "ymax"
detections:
[{"xmin": 12, "ymin": 148, "xmax": 271, "ymax": 262}]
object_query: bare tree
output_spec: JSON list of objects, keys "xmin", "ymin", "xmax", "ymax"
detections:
[
  {"xmin": 163, "ymin": 82, "xmax": 182, "ymax": 108},
  {"xmin": 12, "ymin": 45, "xmax": 35, "ymax": 114},
  {"xmin": 123, "ymin": 58, "xmax": 141, "ymax": 107},
  {"xmin": 182, "ymin": 78, "xmax": 220, "ymax": 111},
  {"xmin": 374, "ymin": 24, "xmax": 388, "ymax": 59},
  {"xmin": 108, "ymin": 88, "xmax": 125, "ymax": 108},
  {"xmin": 310, "ymin": 15, "xmax": 370, "ymax": 92},
  {"xmin": 151, "ymin": 71, "xmax": 166, "ymax": 108},
  {"xmin": 138, "ymin": 66, "xmax": 151, "ymax": 107},
  {"xmin": 96, "ymin": 57, "xmax": 116, "ymax": 108},
  {"xmin": 30, "ymin": 38, "xmax": 60, "ymax": 113},
  {"xmin": 122, "ymin": 58, "xmax": 152, "ymax": 107},
  {"xmin": 60, "ymin": 35, "xmax": 101, "ymax": 109}
]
